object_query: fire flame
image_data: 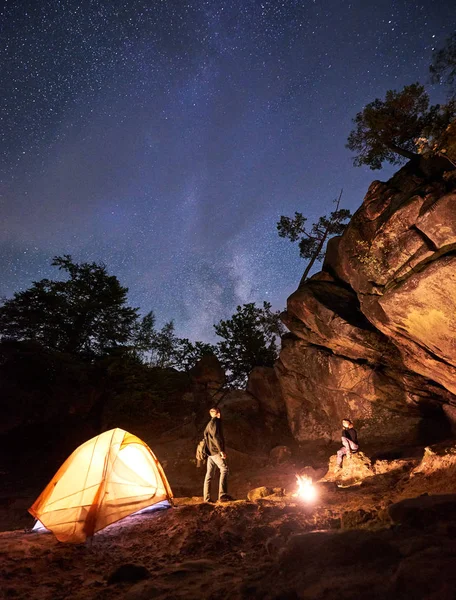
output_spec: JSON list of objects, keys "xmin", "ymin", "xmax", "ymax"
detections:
[{"xmin": 295, "ymin": 474, "xmax": 317, "ymax": 502}]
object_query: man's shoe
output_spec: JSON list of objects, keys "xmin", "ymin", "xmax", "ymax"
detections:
[
  {"xmin": 204, "ymin": 499, "xmax": 215, "ymax": 504},
  {"xmin": 218, "ymin": 494, "xmax": 233, "ymax": 503}
]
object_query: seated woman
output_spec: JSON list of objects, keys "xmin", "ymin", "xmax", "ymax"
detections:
[{"xmin": 336, "ymin": 419, "xmax": 359, "ymax": 469}]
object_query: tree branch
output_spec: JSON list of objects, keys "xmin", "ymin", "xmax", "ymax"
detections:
[{"xmin": 387, "ymin": 143, "xmax": 419, "ymax": 161}]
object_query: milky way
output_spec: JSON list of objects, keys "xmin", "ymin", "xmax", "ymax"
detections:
[{"xmin": 1, "ymin": 0, "xmax": 454, "ymax": 341}]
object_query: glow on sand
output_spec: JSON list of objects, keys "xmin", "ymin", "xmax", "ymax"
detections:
[{"xmin": 294, "ymin": 474, "xmax": 317, "ymax": 502}]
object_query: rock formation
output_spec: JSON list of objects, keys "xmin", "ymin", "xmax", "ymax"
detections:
[
  {"xmin": 277, "ymin": 156, "xmax": 456, "ymax": 443},
  {"xmin": 189, "ymin": 354, "xmax": 226, "ymax": 396},
  {"xmin": 247, "ymin": 366, "xmax": 285, "ymax": 416}
]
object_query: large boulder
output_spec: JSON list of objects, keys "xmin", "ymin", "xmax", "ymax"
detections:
[
  {"xmin": 247, "ymin": 366, "xmax": 286, "ymax": 415},
  {"xmin": 276, "ymin": 335, "xmax": 425, "ymax": 443},
  {"xmin": 281, "ymin": 275, "xmax": 394, "ymax": 364},
  {"xmin": 388, "ymin": 494, "xmax": 456, "ymax": 527},
  {"xmin": 324, "ymin": 175, "xmax": 448, "ymax": 296},
  {"xmin": 277, "ymin": 157, "xmax": 456, "ymax": 443},
  {"xmin": 190, "ymin": 354, "xmax": 226, "ymax": 390},
  {"xmin": 189, "ymin": 354, "xmax": 226, "ymax": 409},
  {"xmin": 218, "ymin": 390, "xmax": 262, "ymax": 453},
  {"xmin": 217, "ymin": 390, "xmax": 292, "ymax": 456},
  {"xmin": 361, "ymin": 255, "xmax": 456, "ymax": 396},
  {"xmin": 323, "ymin": 451, "xmax": 375, "ymax": 485}
]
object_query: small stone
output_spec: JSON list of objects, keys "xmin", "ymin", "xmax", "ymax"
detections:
[{"xmin": 247, "ymin": 486, "xmax": 274, "ymax": 501}]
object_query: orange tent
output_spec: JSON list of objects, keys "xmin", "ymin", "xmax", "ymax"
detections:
[{"xmin": 29, "ymin": 428, "xmax": 173, "ymax": 543}]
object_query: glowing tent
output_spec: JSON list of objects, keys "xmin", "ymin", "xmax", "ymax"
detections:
[{"xmin": 29, "ymin": 428, "xmax": 173, "ymax": 543}]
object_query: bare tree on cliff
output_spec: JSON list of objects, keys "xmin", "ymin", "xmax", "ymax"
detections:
[
  {"xmin": 277, "ymin": 190, "xmax": 351, "ymax": 285},
  {"xmin": 430, "ymin": 33, "xmax": 456, "ymax": 97},
  {"xmin": 346, "ymin": 83, "xmax": 455, "ymax": 170}
]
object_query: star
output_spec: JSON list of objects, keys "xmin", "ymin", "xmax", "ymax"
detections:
[{"xmin": 1, "ymin": 0, "xmax": 454, "ymax": 341}]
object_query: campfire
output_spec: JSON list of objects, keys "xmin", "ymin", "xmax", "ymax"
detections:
[{"xmin": 294, "ymin": 474, "xmax": 317, "ymax": 502}]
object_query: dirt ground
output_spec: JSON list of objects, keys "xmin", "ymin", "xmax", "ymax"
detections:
[{"xmin": 2, "ymin": 438, "xmax": 456, "ymax": 599}]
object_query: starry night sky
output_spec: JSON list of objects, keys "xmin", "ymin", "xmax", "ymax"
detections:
[{"xmin": 1, "ymin": 0, "xmax": 454, "ymax": 341}]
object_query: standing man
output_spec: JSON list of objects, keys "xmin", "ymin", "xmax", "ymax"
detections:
[
  {"xmin": 203, "ymin": 407, "xmax": 230, "ymax": 503},
  {"xmin": 336, "ymin": 418, "xmax": 359, "ymax": 469}
]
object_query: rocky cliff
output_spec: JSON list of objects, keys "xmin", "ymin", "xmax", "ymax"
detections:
[{"xmin": 277, "ymin": 156, "xmax": 456, "ymax": 443}]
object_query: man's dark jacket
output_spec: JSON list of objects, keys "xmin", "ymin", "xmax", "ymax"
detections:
[{"xmin": 204, "ymin": 417, "xmax": 225, "ymax": 456}]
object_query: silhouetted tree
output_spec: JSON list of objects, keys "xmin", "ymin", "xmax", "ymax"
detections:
[
  {"xmin": 430, "ymin": 33, "xmax": 456, "ymax": 96},
  {"xmin": 214, "ymin": 302, "xmax": 284, "ymax": 387},
  {"xmin": 414, "ymin": 102, "xmax": 456, "ymax": 166},
  {"xmin": 346, "ymin": 83, "xmax": 455, "ymax": 169},
  {"xmin": 277, "ymin": 190, "xmax": 351, "ymax": 284},
  {"xmin": 131, "ymin": 311, "xmax": 156, "ymax": 359},
  {"xmin": 149, "ymin": 320, "xmax": 178, "ymax": 368},
  {"xmin": 148, "ymin": 321, "xmax": 216, "ymax": 371},
  {"xmin": 0, "ymin": 255, "xmax": 139, "ymax": 357},
  {"xmin": 174, "ymin": 339, "xmax": 217, "ymax": 371}
]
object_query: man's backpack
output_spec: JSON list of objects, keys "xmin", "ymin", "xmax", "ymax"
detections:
[{"xmin": 196, "ymin": 439, "xmax": 208, "ymax": 467}]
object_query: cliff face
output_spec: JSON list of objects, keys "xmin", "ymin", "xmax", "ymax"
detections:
[{"xmin": 276, "ymin": 158, "xmax": 456, "ymax": 443}]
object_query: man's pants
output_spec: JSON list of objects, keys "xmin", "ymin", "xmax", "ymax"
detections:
[
  {"xmin": 203, "ymin": 454, "xmax": 228, "ymax": 501},
  {"xmin": 337, "ymin": 437, "xmax": 359, "ymax": 467}
]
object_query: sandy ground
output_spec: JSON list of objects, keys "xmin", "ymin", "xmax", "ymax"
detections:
[{"xmin": 2, "ymin": 440, "xmax": 456, "ymax": 599}]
